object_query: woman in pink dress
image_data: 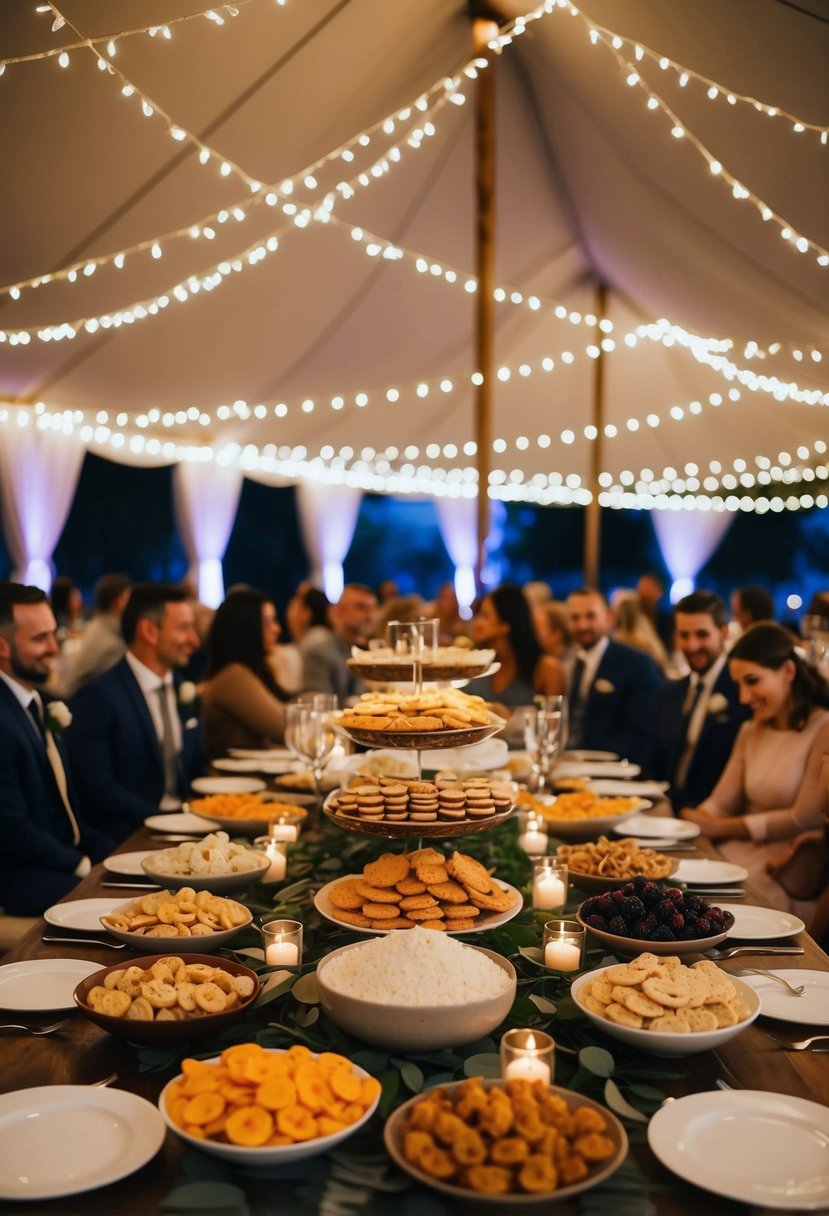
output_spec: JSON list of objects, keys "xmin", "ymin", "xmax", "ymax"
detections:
[{"xmin": 680, "ymin": 622, "xmax": 829, "ymax": 915}]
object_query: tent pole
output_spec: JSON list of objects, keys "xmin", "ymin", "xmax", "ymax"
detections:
[
  {"xmin": 472, "ymin": 16, "xmax": 499, "ymax": 593},
  {"xmin": 583, "ymin": 281, "xmax": 607, "ymax": 586}
]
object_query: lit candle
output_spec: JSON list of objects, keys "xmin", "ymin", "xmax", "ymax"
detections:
[
  {"xmin": 503, "ymin": 1033, "xmax": 552, "ymax": 1084},
  {"xmin": 518, "ymin": 815, "xmax": 549, "ymax": 856},
  {"xmin": 262, "ymin": 918, "xmax": 303, "ymax": 967},
  {"xmin": 269, "ymin": 817, "xmax": 298, "ymax": 843},
  {"xmin": 264, "ymin": 841, "xmax": 287, "ymax": 882},
  {"xmin": 532, "ymin": 860, "xmax": 567, "ymax": 911},
  {"xmin": 266, "ymin": 936, "xmax": 299, "ymax": 966},
  {"xmin": 544, "ymin": 939, "xmax": 582, "ymax": 970}
]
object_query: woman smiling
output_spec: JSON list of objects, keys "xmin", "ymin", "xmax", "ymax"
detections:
[{"xmin": 680, "ymin": 622, "xmax": 829, "ymax": 914}]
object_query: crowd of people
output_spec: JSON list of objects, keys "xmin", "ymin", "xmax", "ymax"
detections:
[{"xmin": 1, "ymin": 571, "xmax": 828, "ymax": 944}]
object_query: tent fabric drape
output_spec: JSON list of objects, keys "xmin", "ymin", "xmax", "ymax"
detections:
[
  {"xmin": 434, "ymin": 496, "xmax": 479, "ymax": 610},
  {"xmin": 0, "ymin": 422, "xmax": 85, "ymax": 590},
  {"xmin": 172, "ymin": 461, "xmax": 244, "ymax": 608},
  {"xmin": 295, "ymin": 482, "xmax": 363, "ymax": 601},
  {"xmin": 651, "ymin": 508, "xmax": 734, "ymax": 602}
]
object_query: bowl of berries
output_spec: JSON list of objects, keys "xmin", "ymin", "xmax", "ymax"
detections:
[{"xmin": 577, "ymin": 877, "xmax": 735, "ymax": 958}]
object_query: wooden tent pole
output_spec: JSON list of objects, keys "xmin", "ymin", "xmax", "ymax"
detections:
[
  {"xmin": 472, "ymin": 16, "xmax": 499, "ymax": 592},
  {"xmin": 583, "ymin": 281, "xmax": 607, "ymax": 586}
]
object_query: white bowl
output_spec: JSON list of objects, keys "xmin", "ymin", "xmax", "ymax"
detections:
[
  {"xmin": 159, "ymin": 1049, "xmax": 379, "ymax": 1163},
  {"xmin": 100, "ymin": 897, "xmax": 252, "ymax": 954},
  {"xmin": 535, "ymin": 798, "xmax": 651, "ymax": 842},
  {"xmin": 571, "ymin": 964, "xmax": 760, "ymax": 1056},
  {"xmin": 576, "ymin": 904, "xmax": 735, "ymax": 959},
  {"xmin": 316, "ymin": 942, "xmax": 516, "ymax": 1050},
  {"xmin": 141, "ymin": 852, "xmax": 270, "ymax": 894}
]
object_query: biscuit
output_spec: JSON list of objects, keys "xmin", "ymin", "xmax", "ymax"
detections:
[
  {"xmin": 613, "ymin": 987, "xmax": 666, "ymax": 1019},
  {"xmin": 399, "ymin": 895, "xmax": 439, "ymax": 911},
  {"xmin": 641, "ymin": 976, "xmax": 691, "ymax": 1009},
  {"xmin": 407, "ymin": 905, "xmax": 445, "ymax": 921},
  {"xmin": 605, "ymin": 1002, "xmax": 643, "ymax": 1029},
  {"xmin": 381, "ymin": 917, "xmax": 416, "ymax": 930},
  {"xmin": 445, "ymin": 919, "xmax": 477, "ymax": 931},
  {"xmin": 329, "ymin": 880, "xmax": 366, "ymax": 910},
  {"xmin": 605, "ymin": 962, "xmax": 650, "ymax": 987},
  {"xmin": 684, "ymin": 1007, "xmax": 719, "ymax": 1031},
  {"xmin": 446, "ymin": 852, "xmax": 493, "ymax": 894},
  {"xmin": 416, "ymin": 863, "xmax": 450, "ymax": 884},
  {"xmin": 333, "ymin": 909, "xmax": 372, "ymax": 928},
  {"xmin": 587, "ymin": 975, "xmax": 614, "ymax": 1004},
  {"xmin": 355, "ymin": 880, "xmax": 402, "ymax": 904},
  {"xmin": 468, "ymin": 885, "xmax": 514, "ymax": 913},
  {"xmin": 705, "ymin": 1001, "xmax": 739, "ymax": 1028},
  {"xmin": 408, "ymin": 848, "xmax": 445, "ymax": 867},
  {"xmin": 416, "ymin": 920, "xmax": 446, "ymax": 931},
  {"xmin": 648, "ymin": 1012, "xmax": 691, "ymax": 1032},
  {"xmin": 441, "ymin": 904, "xmax": 481, "ymax": 919},
  {"xmin": 364, "ymin": 853, "xmax": 410, "ymax": 888},
  {"xmin": 396, "ymin": 877, "xmax": 427, "ymax": 895},
  {"xmin": 426, "ymin": 880, "xmax": 468, "ymax": 904},
  {"xmin": 362, "ymin": 903, "xmax": 402, "ymax": 920}
]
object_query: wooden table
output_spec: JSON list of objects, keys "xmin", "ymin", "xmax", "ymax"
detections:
[{"xmin": 1, "ymin": 825, "xmax": 827, "ymax": 1215}]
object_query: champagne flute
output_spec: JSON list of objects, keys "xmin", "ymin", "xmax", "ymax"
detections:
[
  {"xmin": 285, "ymin": 703, "xmax": 336, "ymax": 801},
  {"xmin": 523, "ymin": 696, "xmax": 568, "ymax": 793}
]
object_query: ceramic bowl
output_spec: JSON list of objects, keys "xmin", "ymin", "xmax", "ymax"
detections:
[
  {"xmin": 99, "ymin": 897, "xmax": 253, "ymax": 955},
  {"xmin": 571, "ymin": 964, "xmax": 760, "ymax": 1056},
  {"xmin": 316, "ymin": 942, "xmax": 516, "ymax": 1050},
  {"xmin": 141, "ymin": 850, "xmax": 270, "ymax": 894},
  {"xmin": 576, "ymin": 904, "xmax": 734, "ymax": 959},
  {"xmin": 73, "ymin": 953, "xmax": 259, "ymax": 1045}
]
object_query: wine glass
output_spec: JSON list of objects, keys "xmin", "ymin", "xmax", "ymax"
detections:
[
  {"xmin": 284, "ymin": 703, "xmax": 337, "ymax": 800},
  {"xmin": 522, "ymin": 696, "xmax": 568, "ymax": 793},
  {"xmin": 385, "ymin": 618, "xmax": 438, "ymax": 695}
]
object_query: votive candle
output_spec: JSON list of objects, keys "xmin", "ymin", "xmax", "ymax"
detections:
[
  {"xmin": 532, "ymin": 858, "xmax": 568, "ymax": 911},
  {"xmin": 500, "ymin": 1028, "xmax": 555, "ymax": 1085},
  {"xmin": 262, "ymin": 919, "xmax": 303, "ymax": 967},
  {"xmin": 542, "ymin": 920, "xmax": 585, "ymax": 972}
]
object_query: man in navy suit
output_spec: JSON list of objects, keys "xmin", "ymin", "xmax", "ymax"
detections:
[
  {"xmin": 649, "ymin": 590, "xmax": 749, "ymax": 812},
  {"xmin": 565, "ymin": 587, "xmax": 664, "ymax": 767},
  {"xmin": 66, "ymin": 583, "xmax": 204, "ymax": 842},
  {"xmin": 0, "ymin": 583, "xmax": 115, "ymax": 915}
]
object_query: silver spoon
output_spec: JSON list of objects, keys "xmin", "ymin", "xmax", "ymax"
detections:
[
  {"xmin": 42, "ymin": 935, "xmax": 126, "ymax": 950},
  {"xmin": 0, "ymin": 1017, "xmax": 71, "ymax": 1035}
]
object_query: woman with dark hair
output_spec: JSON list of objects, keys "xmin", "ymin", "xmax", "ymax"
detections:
[
  {"xmin": 200, "ymin": 589, "xmax": 289, "ymax": 758},
  {"xmin": 466, "ymin": 583, "xmax": 565, "ymax": 708},
  {"xmin": 681, "ymin": 621, "xmax": 829, "ymax": 914}
]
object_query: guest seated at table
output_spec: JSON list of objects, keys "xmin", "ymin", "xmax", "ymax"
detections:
[
  {"xmin": 374, "ymin": 593, "xmax": 426, "ymax": 640},
  {"xmin": 200, "ymin": 589, "xmax": 289, "ymax": 758},
  {"xmin": 301, "ymin": 583, "xmax": 377, "ymax": 705},
  {"xmin": 66, "ymin": 583, "xmax": 204, "ymax": 842},
  {"xmin": 680, "ymin": 622, "xmax": 829, "ymax": 916},
  {"xmin": 0, "ymin": 583, "xmax": 114, "ymax": 916},
  {"xmin": 427, "ymin": 581, "xmax": 470, "ymax": 646},
  {"xmin": 57, "ymin": 572, "xmax": 132, "ymax": 698},
  {"xmin": 612, "ymin": 593, "xmax": 671, "ymax": 674},
  {"xmin": 466, "ymin": 584, "xmax": 566, "ymax": 710}
]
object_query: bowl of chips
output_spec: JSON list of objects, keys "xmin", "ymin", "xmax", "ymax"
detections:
[
  {"xmin": 528, "ymin": 792, "xmax": 650, "ymax": 842},
  {"xmin": 189, "ymin": 792, "xmax": 310, "ymax": 838},
  {"xmin": 99, "ymin": 889, "xmax": 253, "ymax": 954},
  {"xmin": 555, "ymin": 837, "xmax": 678, "ymax": 894},
  {"xmin": 159, "ymin": 1044, "xmax": 381, "ymax": 1163},
  {"xmin": 141, "ymin": 832, "xmax": 271, "ymax": 894},
  {"xmin": 73, "ymin": 954, "xmax": 260, "ymax": 1045},
  {"xmin": 571, "ymin": 960, "xmax": 759, "ymax": 1056}
]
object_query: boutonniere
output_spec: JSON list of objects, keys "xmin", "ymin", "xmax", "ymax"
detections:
[
  {"xmin": 707, "ymin": 692, "xmax": 729, "ymax": 716},
  {"xmin": 46, "ymin": 700, "xmax": 72, "ymax": 733},
  {"xmin": 593, "ymin": 678, "xmax": 615, "ymax": 694},
  {"xmin": 177, "ymin": 681, "xmax": 199, "ymax": 707}
]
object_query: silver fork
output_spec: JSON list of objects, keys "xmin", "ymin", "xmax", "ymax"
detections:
[
  {"xmin": 765, "ymin": 1032, "xmax": 829, "ymax": 1051},
  {"xmin": 0, "ymin": 1017, "xmax": 71, "ymax": 1035},
  {"xmin": 705, "ymin": 946, "xmax": 804, "ymax": 960},
  {"xmin": 737, "ymin": 968, "xmax": 806, "ymax": 996},
  {"xmin": 42, "ymin": 935, "xmax": 126, "ymax": 950}
]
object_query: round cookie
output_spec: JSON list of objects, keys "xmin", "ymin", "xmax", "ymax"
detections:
[
  {"xmin": 362, "ymin": 903, "xmax": 402, "ymax": 920},
  {"xmin": 364, "ymin": 853, "xmax": 411, "ymax": 888},
  {"xmin": 355, "ymin": 880, "xmax": 403, "ymax": 904},
  {"xmin": 605, "ymin": 1002, "xmax": 643, "ymax": 1029},
  {"xmin": 329, "ymin": 880, "xmax": 366, "ymax": 910}
]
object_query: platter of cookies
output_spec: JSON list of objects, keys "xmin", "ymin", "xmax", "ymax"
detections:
[
  {"xmin": 322, "ymin": 776, "xmax": 515, "ymax": 839},
  {"xmin": 314, "ymin": 848, "xmax": 522, "ymax": 935},
  {"xmin": 346, "ymin": 645, "xmax": 496, "ymax": 683},
  {"xmin": 333, "ymin": 690, "xmax": 504, "ymax": 750}
]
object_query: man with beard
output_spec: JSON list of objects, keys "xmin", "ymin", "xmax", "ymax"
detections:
[
  {"xmin": 300, "ymin": 583, "xmax": 378, "ymax": 705},
  {"xmin": 67, "ymin": 583, "xmax": 204, "ymax": 841},
  {"xmin": 0, "ymin": 583, "xmax": 114, "ymax": 915},
  {"xmin": 649, "ymin": 591, "xmax": 749, "ymax": 813}
]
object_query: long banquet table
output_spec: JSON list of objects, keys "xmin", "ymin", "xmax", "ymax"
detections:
[{"xmin": 1, "ymin": 821, "xmax": 828, "ymax": 1216}]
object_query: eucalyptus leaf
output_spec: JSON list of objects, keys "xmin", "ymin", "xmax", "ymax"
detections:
[
  {"xmin": 518, "ymin": 945, "xmax": 545, "ymax": 964},
  {"xmin": 274, "ymin": 878, "xmax": 313, "ymax": 903},
  {"xmin": 318, "ymin": 856, "xmax": 344, "ymax": 871},
  {"xmin": 398, "ymin": 1061, "xmax": 424, "ymax": 1093},
  {"xmin": 350, "ymin": 1049, "xmax": 390, "ymax": 1073},
  {"xmin": 292, "ymin": 973, "xmax": 320, "ymax": 1005},
  {"xmin": 528, "ymin": 993, "xmax": 557, "ymax": 1015},
  {"xmin": 603, "ymin": 1077, "xmax": 648, "ymax": 1123},
  {"xmin": 463, "ymin": 1052, "xmax": 502, "ymax": 1078},
  {"xmin": 295, "ymin": 1005, "xmax": 320, "ymax": 1028},
  {"xmin": 579, "ymin": 1045, "xmax": 615, "ymax": 1077},
  {"xmin": 459, "ymin": 1037, "xmax": 496, "ymax": 1057},
  {"xmin": 379, "ymin": 1069, "xmax": 400, "ymax": 1119},
  {"xmin": 624, "ymin": 1082, "xmax": 668, "ymax": 1101},
  {"xmin": 158, "ymin": 1181, "xmax": 248, "ymax": 1215},
  {"xmin": 501, "ymin": 922, "xmax": 538, "ymax": 946}
]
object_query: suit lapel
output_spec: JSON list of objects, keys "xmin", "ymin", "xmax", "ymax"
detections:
[{"xmin": 117, "ymin": 660, "xmax": 162, "ymax": 760}]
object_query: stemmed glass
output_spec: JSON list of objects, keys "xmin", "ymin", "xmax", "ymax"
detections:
[
  {"xmin": 285, "ymin": 700, "xmax": 337, "ymax": 801},
  {"xmin": 385, "ymin": 618, "xmax": 438, "ymax": 697},
  {"xmin": 521, "ymin": 696, "xmax": 568, "ymax": 794}
]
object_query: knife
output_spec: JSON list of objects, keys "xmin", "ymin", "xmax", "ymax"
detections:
[{"xmin": 101, "ymin": 881, "xmax": 162, "ymax": 890}]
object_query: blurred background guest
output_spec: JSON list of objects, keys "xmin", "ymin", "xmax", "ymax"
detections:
[
  {"xmin": 467, "ymin": 583, "xmax": 565, "ymax": 710},
  {"xmin": 534, "ymin": 599, "xmax": 574, "ymax": 666},
  {"xmin": 428, "ymin": 581, "xmax": 470, "ymax": 646},
  {"xmin": 374, "ymin": 593, "xmax": 426, "ymax": 641},
  {"xmin": 635, "ymin": 572, "xmax": 674, "ymax": 651},
  {"xmin": 51, "ymin": 575, "xmax": 85, "ymax": 642},
  {"xmin": 376, "ymin": 578, "xmax": 400, "ymax": 604},
  {"xmin": 730, "ymin": 584, "xmax": 775, "ymax": 636},
  {"xmin": 612, "ymin": 593, "xmax": 671, "ymax": 674},
  {"xmin": 200, "ymin": 589, "xmax": 289, "ymax": 758},
  {"xmin": 57, "ymin": 572, "xmax": 131, "ymax": 699},
  {"xmin": 301, "ymin": 583, "xmax": 377, "ymax": 704}
]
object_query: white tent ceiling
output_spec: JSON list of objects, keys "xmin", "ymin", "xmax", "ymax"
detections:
[{"xmin": 1, "ymin": 0, "xmax": 827, "ymax": 510}]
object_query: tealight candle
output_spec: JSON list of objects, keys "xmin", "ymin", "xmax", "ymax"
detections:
[
  {"xmin": 542, "ymin": 920, "xmax": 585, "ymax": 972},
  {"xmin": 532, "ymin": 858, "xmax": 568, "ymax": 911},
  {"xmin": 269, "ymin": 817, "xmax": 299, "ymax": 843},
  {"xmin": 518, "ymin": 813, "xmax": 549, "ymax": 856},
  {"xmin": 500, "ymin": 1028, "xmax": 555, "ymax": 1085},
  {"xmin": 262, "ymin": 919, "xmax": 303, "ymax": 967},
  {"xmin": 255, "ymin": 837, "xmax": 288, "ymax": 882}
]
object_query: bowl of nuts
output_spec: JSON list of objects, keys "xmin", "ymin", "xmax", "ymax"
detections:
[
  {"xmin": 73, "ymin": 953, "xmax": 260, "ymax": 1045},
  {"xmin": 99, "ymin": 889, "xmax": 253, "ymax": 954}
]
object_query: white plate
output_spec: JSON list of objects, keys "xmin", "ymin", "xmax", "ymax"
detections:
[
  {"xmin": 718, "ymin": 904, "xmax": 805, "ymax": 941},
  {"xmin": 103, "ymin": 849, "xmax": 160, "ymax": 876},
  {"xmin": 143, "ymin": 811, "xmax": 215, "ymax": 833},
  {"xmin": 213, "ymin": 756, "xmax": 299, "ymax": 775},
  {"xmin": 591, "ymin": 779, "xmax": 670, "ymax": 798},
  {"xmin": 0, "ymin": 1085, "xmax": 165, "ymax": 1201},
  {"xmin": 43, "ymin": 897, "xmax": 130, "ymax": 932},
  {"xmin": 554, "ymin": 760, "xmax": 641, "ymax": 779},
  {"xmin": 191, "ymin": 775, "xmax": 266, "ymax": 794},
  {"xmin": 229, "ymin": 747, "xmax": 295, "ymax": 761},
  {"xmin": 673, "ymin": 858, "xmax": 748, "ymax": 885},
  {"xmin": 0, "ymin": 959, "xmax": 100, "ymax": 1012},
  {"xmin": 561, "ymin": 749, "xmax": 619, "ymax": 762},
  {"xmin": 314, "ymin": 875, "xmax": 523, "ymax": 936},
  {"xmin": 536, "ymin": 798, "xmax": 651, "ymax": 842},
  {"xmin": 648, "ymin": 1090, "xmax": 829, "ymax": 1209},
  {"xmin": 613, "ymin": 815, "xmax": 700, "ymax": 840},
  {"xmin": 740, "ymin": 970, "xmax": 829, "ymax": 1026}
]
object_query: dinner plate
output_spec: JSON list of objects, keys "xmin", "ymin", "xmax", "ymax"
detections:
[
  {"xmin": 648, "ymin": 1090, "xmax": 829, "ymax": 1209},
  {"xmin": 191, "ymin": 775, "xmax": 266, "ymax": 794},
  {"xmin": 718, "ymin": 904, "xmax": 805, "ymax": 941},
  {"xmin": 43, "ymin": 897, "xmax": 129, "ymax": 932},
  {"xmin": 591, "ymin": 779, "xmax": 670, "ymax": 798},
  {"xmin": 212, "ymin": 756, "xmax": 299, "ymax": 775},
  {"xmin": 229, "ymin": 747, "xmax": 295, "ymax": 761},
  {"xmin": 143, "ymin": 811, "xmax": 215, "ymax": 833},
  {"xmin": 314, "ymin": 875, "xmax": 523, "ymax": 936},
  {"xmin": 613, "ymin": 814, "xmax": 700, "ymax": 840},
  {"xmin": 0, "ymin": 959, "xmax": 100, "ymax": 1012},
  {"xmin": 554, "ymin": 760, "xmax": 641, "ymax": 779},
  {"xmin": 0, "ymin": 1085, "xmax": 165, "ymax": 1201},
  {"xmin": 560, "ymin": 749, "xmax": 619, "ymax": 762},
  {"xmin": 739, "ymin": 970, "xmax": 829, "ymax": 1026},
  {"xmin": 673, "ymin": 858, "xmax": 748, "ymax": 885},
  {"xmin": 102, "ymin": 849, "xmax": 160, "ymax": 876}
]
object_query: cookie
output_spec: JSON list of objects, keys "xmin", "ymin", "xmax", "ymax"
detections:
[
  {"xmin": 416, "ymin": 863, "xmax": 450, "ymax": 885},
  {"xmin": 407, "ymin": 905, "xmax": 445, "ymax": 921},
  {"xmin": 355, "ymin": 880, "xmax": 402, "ymax": 904},
  {"xmin": 408, "ymin": 848, "xmax": 445, "ymax": 867},
  {"xmin": 364, "ymin": 853, "xmax": 411, "ymax": 888},
  {"xmin": 445, "ymin": 919, "xmax": 477, "ymax": 931},
  {"xmin": 705, "ymin": 1001, "xmax": 739, "ymax": 1028},
  {"xmin": 605, "ymin": 1002, "xmax": 643, "ymax": 1029},
  {"xmin": 426, "ymin": 880, "xmax": 468, "ymax": 904},
  {"xmin": 684, "ymin": 1007, "xmax": 719, "ymax": 1031},
  {"xmin": 416, "ymin": 920, "xmax": 446, "ymax": 931},
  {"xmin": 441, "ymin": 904, "xmax": 481, "ymax": 919},
  {"xmin": 648, "ymin": 1012, "xmax": 691, "ymax": 1032},
  {"xmin": 613, "ymin": 986, "xmax": 666, "ymax": 1019},
  {"xmin": 333, "ymin": 909, "xmax": 372, "ymax": 929},
  {"xmin": 328, "ymin": 881, "xmax": 365, "ymax": 910},
  {"xmin": 587, "ymin": 975, "xmax": 615, "ymax": 1005},
  {"xmin": 446, "ymin": 851, "xmax": 493, "ymax": 894},
  {"xmin": 467, "ymin": 885, "xmax": 514, "ymax": 913},
  {"xmin": 362, "ymin": 903, "xmax": 403, "ymax": 920},
  {"xmin": 396, "ymin": 877, "xmax": 427, "ymax": 896},
  {"xmin": 605, "ymin": 963, "xmax": 650, "ymax": 987},
  {"xmin": 399, "ymin": 895, "xmax": 439, "ymax": 911},
  {"xmin": 641, "ymin": 976, "xmax": 691, "ymax": 1009}
]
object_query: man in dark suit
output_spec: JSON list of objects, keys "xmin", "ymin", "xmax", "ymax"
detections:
[
  {"xmin": 565, "ymin": 587, "xmax": 664, "ymax": 766},
  {"xmin": 649, "ymin": 590, "xmax": 749, "ymax": 812},
  {"xmin": 66, "ymin": 583, "xmax": 204, "ymax": 842},
  {"xmin": 0, "ymin": 583, "xmax": 114, "ymax": 915}
]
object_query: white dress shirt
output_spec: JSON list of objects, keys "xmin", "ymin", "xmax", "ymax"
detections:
[
  {"xmin": 125, "ymin": 651, "xmax": 182, "ymax": 810},
  {"xmin": 573, "ymin": 635, "xmax": 610, "ymax": 699}
]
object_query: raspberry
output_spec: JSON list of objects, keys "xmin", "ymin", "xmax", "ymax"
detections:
[
  {"xmin": 667, "ymin": 888, "xmax": 685, "ymax": 906},
  {"xmin": 706, "ymin": 907, "xmax": 726, "ymax": 927},
  {"xmin": 610, "ymin": 889, "xmax": 626, "ymax": 907},
  {"xmin": 651, "ymin": 925, "xmax": 676, "ymax": 941},
  {"xmin": 585, "ymin": 914, "xmax": 609, "ymax": 931},
  {"xmin": 607, "ymin": 916, "xmax": 629, "ymax": 936},
  {"xmin": 620, "ymin": 896, "xmax": 645, "ymax": 925}
]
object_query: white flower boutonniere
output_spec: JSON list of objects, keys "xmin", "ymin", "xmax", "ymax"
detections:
[
  {"xmin": 707, "ymin": 692, "xmax": 729, "ymax": 717},
  {"xmin": 178, "ymin": 681, "xmax": 199, "ymax": 707},
  {"xmin": 593, "ymin": 678, "xmax": 616, "ymax": 694},
  {"xmin": 46, "ymin": 700, "xmax": 72, "ymax": 733}
]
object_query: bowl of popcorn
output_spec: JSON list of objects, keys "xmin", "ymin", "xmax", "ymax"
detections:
[
  {"xmin": 100, "ymin": 889, "xmax": 253, "ymax": 954},
  {"xmin": 316, "ymin": 928, "xmax": 517, "ymax": 1050},
  {"xmin": 571, "ymin": 958, "xmax": 760, "ymax": 1056},
  {"xmin": 141, "ymin": 832, "xmax": 270, "ymax": 894},
  {"xmin": 159, "ymin": 1043, "xmax": 380, "ymax": 1163},
  {"xmin": 73, "ymin": 953, "xmax": 260, "ymax": 1045}
]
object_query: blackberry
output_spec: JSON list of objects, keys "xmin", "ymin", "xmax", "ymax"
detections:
[
  {"xmin": 585, "ymin": 914, "xmax": 609, "ymax": 931},
  {"xmin": 651, "ymin": 925, "xmax": 676, "ymax": 941},
  {"xmin": 685, "ymin": 894, "xmax": 708, "ymax": 916},
  {"xmin": 666, "ymin": 888, "xmax": 685, "ymax": 906},
  {"xmin": 631, "ymin": 875, "xmax": 649, "ymax": 893},
  {"xmin": 608, "ymin": 916, "xmax": 629, "ymax": 936},
  {"xmin": 655, "ymin": 899, "xmax": 675, "ymax": 924},
  {"xmin": 679, "ymin": 922, "xmax": 702, "ymax": 940},
  {"xmin": 632, "ymin": 914, "xmax": 658, "ymax": 939},
  {"xmin": 622, "ymin": 882, "xmax": 637, "ymax": 897},
  {"xmin": 620, "ymin": 895, "xmax": 645, "ymax": 924},
  {"xmin": 706, "ymin": 907, "xmax": 726, "ymax": 927},
  {"xmin": 693, "ymin": 916, "xmax": 712, "ymax": 936},
  {"xmin": 610, "ymin": 889, "xmax": 626, "ymax": 907},
  {"xmin": 580, "ymin": 897, "xmax": 602, "ymax": 918},
  {"xmin": 668, "ymin": 911, "xmax": 685, "ymax": 932},
  {"xmin": 597, "ymin": 892, "xmax": 616, "ymax": 915},
  {"xmin": 640, "ymin": 882, "xmax": 662, "ymax": 908}
]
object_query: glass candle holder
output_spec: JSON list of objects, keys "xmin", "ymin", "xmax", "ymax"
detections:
[
  {"xmin": 262, "ymin": 919, "xmax": 303, "ymax": 967},
  {"xmin": 269, "ymin": 816, "xmax": 299, "ymax": 844},
  {"xmin": 500, "ymin": 1028, "xmax": 555, "ymax": 1085},
  {"xmin": 542, "ymin": 919, "xmax": 586, "ymax": 972},
  {"xmin": 518, "ymin": 811, "xmax": 549, "ymax": 856},
  {"xmin": 532, "ymin": 857, "xmax": 568, "ymax": 912},
  {"xmin": 254, "ymin": 836, "xmax": 288, "ymax": 883}
]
